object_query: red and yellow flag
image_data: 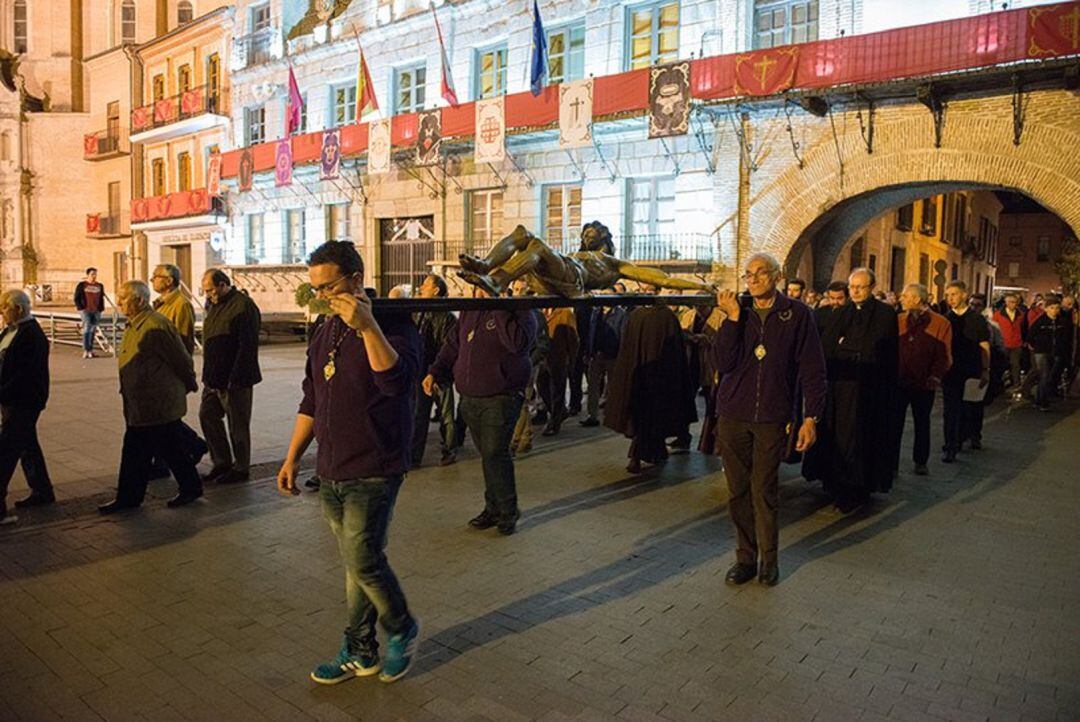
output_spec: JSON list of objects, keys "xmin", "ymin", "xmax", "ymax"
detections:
[
  {"xmin": 733, "ymin": 47, "xmax": 800, "ymax": 97},
  {"xmin": 1028, "ymin": 2, "xmax": 1080, "ymax": 57},
  {"xmin": 356, "ymin": 41, "xmax": 379, "ymax": 119}
]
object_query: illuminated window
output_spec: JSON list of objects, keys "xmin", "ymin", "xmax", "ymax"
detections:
[
  {"xmin": 151, "ymin": 158, "xmax": 166, "ymax": 196},
  {"xmin": 626, "ymin": 2, "xmax": 679, "ymax": 70},
  {"xmin": 547, "ymin": 24, "xmax": 585, "ymax": 84},
  {"xmin": 331, "ymin": 83, "xmax": 357, "ymax": 127},
  {"xmin": 468, "ymin": 189, "xmax": 504, "ymax": 252},
  {"xmin": 754, "ymin": 0, "xmax": 818, "ymax": 49},
  {"xmin": 177, "ymin": 152, "xmax": 192, "ymax": 191},
  {"xmin": 543, "ymin": 184, "xmax": 582, "ymax": 252},
  {"xmin": 474, "ymin": 45, "xmax": 507, "ymax": 100},
  {"xmin": 394, "ymin": 64, "xmax": 426, "ymax": 115}
]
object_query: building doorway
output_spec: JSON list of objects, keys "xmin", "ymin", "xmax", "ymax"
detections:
[
  {"xmin": 162, "ymin": 244, "xmax": 193, "ymax": 291},
  {"xmin": 378, "ymin": 216, "xmax": 434, "ymax": 295}
]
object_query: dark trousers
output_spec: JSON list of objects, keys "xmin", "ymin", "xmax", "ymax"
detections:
[
  {"xmin": 0, "ymin": 406, "xmax": 53, "ymax": 517},
  {"xmin": 585, "ymin": 355, "xmax": 615, "ymax": 420},
  {"xmin": 895, "ymin": 388, "xmax": 935, "ymax": 467},
  {"xmin": 115, "ymin": 420, "xmax": 203, "ymax": 505},
  {"xmin": 715, "ymin": 418, "xmax": 787, "ymax": 566},
  {"xmin": 1005, "ymin": 347, "xmax": 1023, "ymax": 387},
  {"xmin": 320, "ymin": 475, "xmax": 413, "ymax": 656},
  {"xmin": 459, "ymin": 393, "xmax": 524, "ymax": 520},
  {"xmin": 412, "ymin": 382, "xmax": 457, "ymax": 465},
  {"xmin": 1034, "ymin": 353, "xmax": 1066, "ymax": 407},
  {"xmin": 538, "ymin": 360, "xmax": 570, "ymax": 425},
  {"xmin": 569, "ymin": 348, "xmax": 586, "ymax": 413},
  {"xmin": 199, "ymin": 385, "xmax": 253, "ymax": 474},
  {"xmin": 942, "ymin": 379, "xmax": 980, "ymax": 452}
]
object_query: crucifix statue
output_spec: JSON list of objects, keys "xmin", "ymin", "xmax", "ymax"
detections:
[{"xmin": 457, "ymin": 221, "xmax": 713, "ymax": 298}]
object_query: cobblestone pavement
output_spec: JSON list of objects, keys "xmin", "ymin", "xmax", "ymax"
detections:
[{"xmin": 1, "ymin": 344, "xmax": 1078, "ymax": 720}]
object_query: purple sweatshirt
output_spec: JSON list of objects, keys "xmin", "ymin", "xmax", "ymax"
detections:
[
  {"xmin": 429, "ymin": 309, "xmax": 536, "ymax": 397},
  {"xmin": 299, "ymin": 313, "xmax": 421, "ymax": 480},
  {"xmin": 711, "ymin": 293, "xmax": 827, "ymax": 424}
]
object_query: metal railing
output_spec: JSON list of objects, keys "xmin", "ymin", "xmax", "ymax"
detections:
[
  {"xmin": 83, "ymin": 128, "xmax": 128, "ymax": 158},
  {"xmin": 439, "ymin": 232, "xmax": 717, "ymax": 265},
  {"xmin": 131, "ymin": 84, "xmax": 229, "ymax": 133},
  {"xmin": 39, "ymin": 310, "xmax": 121, "ymax": 356},
  {"xmin": 87, "ymin": 213, "xmax": 125, "ymax": 236}
]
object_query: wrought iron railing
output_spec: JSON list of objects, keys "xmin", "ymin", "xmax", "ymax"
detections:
[
  {"xmin": 131, "ymin": 84, "xmax": 228, "ymax": 133},
  {"xmin": 86, "ymin": 212, "xmax": 127, "ymax": 237},
  {"xmin": 440, "ymin": 232, "xmax": 716, "ymax": 265},
  {"xmin": 83, "ymin": 129, "xmax": 127, "ymax": 158}
]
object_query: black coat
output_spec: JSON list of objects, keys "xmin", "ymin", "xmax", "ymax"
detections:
[
  {"xmin": 0, "ymin": 319, "xmax": 50, "ymax": 412},
  {"xmin": 803, "ymin": 297, "xmax": 899, "ymax": 495},
  {"xmin": 202, "ymin": 289, "xmax": 263, "ymax": 390},
  {"xmin": 604, "ymin": 306, "xmax": 696, "ymax": 461}
]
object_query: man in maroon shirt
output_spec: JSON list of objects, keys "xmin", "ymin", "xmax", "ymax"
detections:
[
  {"xmin": 277, "ymin": 241, "xmax": 421, "ymax": 686},
  {"xmin": 895, "ymin": 284, "xmax": 952, "ymax": 476}
]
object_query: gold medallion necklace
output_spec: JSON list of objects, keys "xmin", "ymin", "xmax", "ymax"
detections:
[{"xmin": 323, "ymin": 320, "xmax": 351, "ymax": 381}]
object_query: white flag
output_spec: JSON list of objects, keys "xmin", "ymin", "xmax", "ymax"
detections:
[
  {"xmin": 368, "ymin": 118, "xmax": 392, "ymax": 174},
  {"xmin": 474, "ymin": 96, "xmax": 505, "ymax": 164},
  {"xmin": 559, "ymin": 79, "xmax": 593, "ymax": 149}
]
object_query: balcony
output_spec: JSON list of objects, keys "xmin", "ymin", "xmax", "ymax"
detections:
[
  {"xmin": 86, "ymin": 212, "xmax": 128, "ymax": 238},
  {"xmin": 233, "ymin": 27, "xmax": 282, "ymax": 70},
  {"xmin": 614, "ymin": 233, "xmax": 717, "ymax": 267},
  {"xmin": 83, "ymin": 129, "xmax": 129, "ymax": 161},
  {"xmin": 131, "ymin": 188, "xmax": 227, "ymax": 231},
  {"xmin": 130, "ymin": 85, "xmax": 230, "ymax": 144}
]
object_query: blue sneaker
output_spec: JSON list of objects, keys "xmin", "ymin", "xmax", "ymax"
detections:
[
  {"xmin": 310, "ymin": 638, "xmax": 380, "ymax": 685},
  {"xmin": 379, "ymin": 620, "xmax": 419, "ymax": 683}
]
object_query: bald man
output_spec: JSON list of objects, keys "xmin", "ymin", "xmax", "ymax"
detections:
[{"xmin": 0, "ymin": 290, "xmax": 55, "ymax": 523}]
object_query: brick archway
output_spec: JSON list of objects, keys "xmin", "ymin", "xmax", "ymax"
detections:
[{"xmin": 744, "ymin": 90, "xmax": 1080, "ymax": 285}]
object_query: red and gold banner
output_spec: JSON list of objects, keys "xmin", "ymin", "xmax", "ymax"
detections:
[
  {"xmin": 132, "ymin": 106, "xmax": 151, "ymax": 132},
  {"xmin": 734, "ymin": 47, "xmax": 800, "ymax": 96},
  {"xmin": 131, "ymin": 199, "xmax": 149, "ymax": 223},
  {"xmin": 180, "ymin": 88, "xmax": 203, "ymax": 115},
  {"xmin": 1028, "ymin": 3, "xmax": 1080, "ymax": 56},
  {"xmin": 153, "ymin": 98, "xmax": 176, "ymax": 124},
  {"xmin": 83, "ymin": 134, "xmax": 98, "ymax": 157},
  {"xmin": 86, "ymin": 213, "xmax": 100, "ymax": 234},
  {"xmin": 130, "ymin": 189, "xmax": 216, "ymax": 224}
]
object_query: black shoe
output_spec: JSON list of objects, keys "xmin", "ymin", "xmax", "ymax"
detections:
[
  {"xmin": 468, "ymin": 510, "xmax": 498, "ymax": 530},
  {"xmin": 14, "ymin": 492, "xmax": 55, "ymax": 508},
  {"xmin": 913, "ymin": 464, "xmax": 929, "ymax": 476},
  {"xmin": 166, "ymin": 490, "xmax": 203, "ymax": 508},
  {"xmin": 217, "ymin": 470, "xmax": 250, "ymax": 484},
  {"xmin": 497, "ymin": 515, "xmax": 519, "ymax": 536},
  {"xmin": 438, "ymin": 453, "xmax": 457, "ymax": 467},
  {"xmin": 969, "ymin": 438, "xmax": 983, "ymax": 450},
  {"xmin": 579, "ymin": 417, "xmax": 600, "ymax": 427},
  {"xmin": 541, "ymin": 422, "xmax": 559, "ymax": 437},
  {"xmin": 98, "ymin": 499, "xmax": 139, "ymax": 515},
  {"xmin": 835, "ymin": 495, "xmax": 867, "ymax": 515},
  {"xmin": 758, "ymin": 563, "xmax": 780, "ymax": 586},
  {"xmin": 202, "ymin": 466, "xmax": 232, "ymax": 484},
  {"xmin": 941, "ymin": 450, "xmax": 957, "ymax": 463},
  {"xmin": 724, "ymin": 562, "xmax": 758, "ymax": 585}
]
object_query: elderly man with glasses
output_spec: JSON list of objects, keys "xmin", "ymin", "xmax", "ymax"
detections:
[{"xmin": 709, "ymin": 253, "xmax": 827, "ymax": 587}]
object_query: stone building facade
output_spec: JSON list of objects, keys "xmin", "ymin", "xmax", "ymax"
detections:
[{"xmin": 997, "ymin": 210, "xmax": 1076, "ymax": 296}]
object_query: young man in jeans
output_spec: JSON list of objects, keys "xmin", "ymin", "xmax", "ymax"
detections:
[
  {"xmin": 73, "ymin": 267, "xmax": 107, "ymax": 358},
  {"xmin": 277, "ymin": 241, "xmax": 422, "ymax": 685}
]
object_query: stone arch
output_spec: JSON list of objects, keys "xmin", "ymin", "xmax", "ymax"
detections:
[{"xmin": 745, "ymin": 89, "xmax": 1080, "ymax": 286}]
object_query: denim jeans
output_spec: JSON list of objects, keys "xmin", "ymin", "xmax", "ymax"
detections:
[
  {"xmin": 80, "ymin": 311, "xmax": 101, "ymax": 352},
  {"xmin": 458, "ymin": 393, "xmax": 524, "ymax": 519},
  {"xmin": 320, "ymin": 475, "xmax": 413, "ymax": 656},
  {"xmin": 1034, "ymin": 353, "xmax": 1065, "ymax": 408}
]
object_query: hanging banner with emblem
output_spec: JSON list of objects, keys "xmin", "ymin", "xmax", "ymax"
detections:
[
  {"xmin": 558, "ymin": 79, "xmax": 593, "ymax": 149},
  {"xmin": 237, "ymin": 148, "xmax": 254, "ymax": 191},
  {"xmin": 275, "ymin": 139, "xmax": 293, "ymax": 187},
  {"xmin": 368, "ymin": 118, "xmax": 392, "ymax": 174},
  {"xmin": 320, "ymin": 128, "xmax": 342, "ymax": 180},
  {"xmin": 1027, "ymin": 3, "xmax": 1080, "ymax": 57},
  {"xmin": 207, "ymin": 149, "xmax": 222, "ymax": 196},
  {"xmin": 733, "ymin": 47, "xmax": 799, "ymax": 97},
  {"xmin": 648, "ymin": 61, "xmax": 691, "ymax": 139},
  {"xmin": 415, "ymin": 109, "xmax": 442, "ymax": 167},
  {"xmin": 474, "ymin": 96, "xmax": 506, "ymax": 164}
]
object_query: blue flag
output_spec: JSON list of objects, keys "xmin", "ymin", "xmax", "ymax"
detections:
[{"xmin": 529, "ymin": 0, "xmax": 547, "ymax": 96}]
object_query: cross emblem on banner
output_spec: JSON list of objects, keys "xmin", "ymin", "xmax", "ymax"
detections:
[
  {"xmin": 754, "ymin": 55, "xmax": 777, "ymax": 89},
  {"xmin": 570, "ymin": 97, "xmax": 585, "ymax": 123},
  {"xmin": 480, "ymin": 116, "xmax": 501, "ymax": 144}
]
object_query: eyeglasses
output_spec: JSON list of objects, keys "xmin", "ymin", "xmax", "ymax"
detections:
[
  {"xmin": 312, "ymin": 275, "xmax": 351, "ymax": 295},
  {"xmin": 741, "ymin": 269, "xmax": 774, "ymax": 282}
]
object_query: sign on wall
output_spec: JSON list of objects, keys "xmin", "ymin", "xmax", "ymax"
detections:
[
  {"xmin": 474, "ymin": 96, "xmax": 506, "ymax": 164},
  {"xmin": 559, "ymin": 79, "xmax": 593, "ymax": 149},
  {"xmin": 368, "ymin": 118, "xmax": 392, "ymax": 174},
  {"xmin": 648, "ymin": 61, "xmax": 691, "ymax": 139},
  {"xmin": 415, "ymin": 110, "xmax": 442, "ymax": 167}
]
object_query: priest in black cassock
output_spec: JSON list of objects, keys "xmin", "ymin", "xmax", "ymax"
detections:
[{"xmin": 803, "ymin": 268, "xmax": 899, "ymax": 513}]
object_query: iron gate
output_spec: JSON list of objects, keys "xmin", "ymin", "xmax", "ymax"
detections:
[{"xmin": 378, "ymin": 216, "xmax": 435, "ymax": 296}]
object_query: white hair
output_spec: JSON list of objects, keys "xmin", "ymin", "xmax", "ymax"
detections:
[
  {"xmin": 745, "ymin": 252, "xmax": 781, "ymax": 276},
  {"xmin": 1, "ymin": 289, "xmax": 31, "ymax": 316}
]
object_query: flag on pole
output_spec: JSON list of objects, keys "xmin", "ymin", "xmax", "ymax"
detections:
[
  {"xmin": 285, "ymin": 65, "xmax": 304, "ymax": 135},
  {"xmin": 529, "ymin": 0, "xmax": 547, "ymax": 96},
  {"xmin": 355, "ymin": 38, "xmax": 379, "ymax": 119},
  {"xmin": 431, "ymin": 1, "xmax": 459, "ymax": 107}
]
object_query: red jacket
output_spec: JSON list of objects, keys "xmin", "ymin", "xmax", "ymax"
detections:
[
  {"xmin": 993, "ymin": 308, "xmax": 1026, "ymax": 349},
  {"xmin": 898, "ymin": 309, "xmax": 953, "ymax": 390}
]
